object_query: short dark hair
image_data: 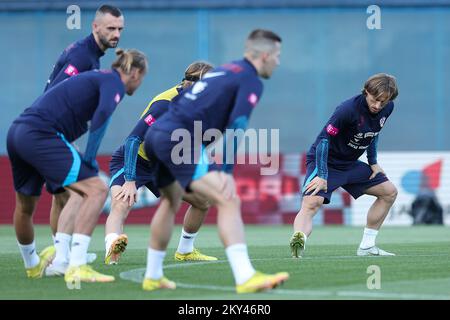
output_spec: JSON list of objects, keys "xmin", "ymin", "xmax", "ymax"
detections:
[
  {"xmin": 247, "ymin": 29, "xmax": 282, "ymax": 43},
  {"xmin": 96, "ymin": 5, "xmax": 122, "ymax": 18}
]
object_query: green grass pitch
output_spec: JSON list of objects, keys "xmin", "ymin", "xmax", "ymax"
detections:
[{"xmin": 0, "ymin": 225, "xmax": 449, "ymax": 300}]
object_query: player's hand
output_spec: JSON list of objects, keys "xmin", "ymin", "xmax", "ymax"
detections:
[
  {"xmin": 219, "ymin": 172, "xmax": 237, "ymax": 200},
  {"xmin": 304, "ymin": 177, "xmax": 327, "ymax": 196},
  {"xmin": 115, "ymin": 181, "xmax": 137, "ymax": 207},
  {"xmin": 369, "ymin": 164, "xmax": 385, "ymax": 179}
]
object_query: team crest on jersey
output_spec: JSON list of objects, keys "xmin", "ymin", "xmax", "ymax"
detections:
[
  {"xmin": 380, "ymin": 117, "xmax": 386, "ymax": 127},
  {"xmin": 64, "ymin": 64, "xmax": 79, "ymax": 76},
  {"xmin": 248, "ymin": 93, "xmax": 258, "ymax": 107},
  {"xmin": 192, "ymin": 81, "xmax": 207, "ymax": 94},
  {"xmin": 114, "ymin": 93, "xmax": 121, "ymax": 104},
  {"xmin": 185, "ymin": 81, "xmax": 207, "ymax": 100}
]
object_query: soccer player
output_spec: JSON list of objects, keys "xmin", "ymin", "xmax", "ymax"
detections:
[
  {"xmin": 7, "ymin": 49, "xmax": 147, "ymax": 282},
  {"xmin": 46, "ymin": 5, "xmax": 124, "ymax": 264},
  {"xmin": 289, "ymin": 73, "xmax": 399, "ymax": 258},
  {"xmin": 141, "ymin": 29, "xmax": 289, "ymax": 293},
  {"xmin": 105, "ymin": 61, "xmax": 217, "ymax": 265}
]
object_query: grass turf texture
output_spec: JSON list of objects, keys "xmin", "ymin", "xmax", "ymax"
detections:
[{"xmin": 0, "ymin": 225, "xmax": 449, "ymax": 300}]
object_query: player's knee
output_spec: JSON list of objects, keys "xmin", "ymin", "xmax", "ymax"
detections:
[
  {"xmin": 161, "ymin": 195, "xmax": 183, "ymax": 213},
  {"xmin": 15, "ymin": 194, "xmax": 37, "ymax": 216},
  {"xmin": 190, "ymin": 198, "xmax": 210, "ymax": 211},
  {"xmin": 111, "ymin": 197, "xmax": 131, "ymax": 213},
  {"xmin": 86, "ymin": 180, "xmax": 109, "ymax": 200},
  {"xmin": 53, "ymin": 191, "xmax": 70, "ymax": 208},
  {"xmin": 302, "ymin": 197, "xmax": 323, "ymax": 213},
  {"xmin": 16, "ymin": 202, "xmax": 35, "ymax": 216},
  {"xmin": 382, "ymin": 184, "xmax": 398, "ymax": 203},
  {"xmin": 216, "ymin": 195, "xmax": 240, "ymax": 211}
]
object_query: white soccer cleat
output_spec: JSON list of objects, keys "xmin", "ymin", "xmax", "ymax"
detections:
[
  {"xmin": 87, "ymin": 252, "xmax": 97, "ymax": 264},
  {"xmin": 357, "ymin": 246, "xmax": 395, "ymax": 256},
  {"xmin": 45, "ymin": 262, "xmax": 68, "ymax": 276}
]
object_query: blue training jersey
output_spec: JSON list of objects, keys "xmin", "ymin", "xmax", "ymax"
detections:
[
  {"xmin": 307, "ymin": 94, "xmax": 394, "ymax": 169},
  {"xmin": 119, "ymin": 85, "xmax": 183, "ymax": 181},
  {"xmin": 44, "ymin": 34, "xmax": 104, "ymax": 92},
  {"xmin": 153, "ymin": 58, "xmax": 263, "ymax": 137},
  {"xmin": 15, "ymin": 69, "xmax": 125, "ymax": 165},
  {"xmin": 151, "ymin": 58, "xmax": 263, "ymax": 173}
]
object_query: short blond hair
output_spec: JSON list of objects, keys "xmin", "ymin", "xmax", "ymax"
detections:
[
  {"xmin": 111, "ymin": 48, "xmax": 147, "ymax": 74},
  {"xmin": 181, "ymin": 61, "xmax": 214, "ymax": 88}
]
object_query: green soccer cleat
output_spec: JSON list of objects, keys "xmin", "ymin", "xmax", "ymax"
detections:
[
  {"xmin": 290, "ymin": 231, "xmax": 306, "ymax": 258},
  {"xmin": 105, "ymin": 234, "xmax": 128, "ymax": 265}
]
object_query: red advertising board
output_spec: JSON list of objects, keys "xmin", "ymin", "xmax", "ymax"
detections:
[{"xmin": 0, "ymin": 154, "xmax": 349, "ymax": 225}]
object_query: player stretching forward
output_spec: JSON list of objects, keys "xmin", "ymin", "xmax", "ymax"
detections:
[
  {"xmin": 141, "ymin": 29, "xmax": 289, "ymax": 293},
  {"xmin": 15, "ymin": 5, "xmax": 124, "ymax": 273},
  {"xmin": 7, "ymin": 49, "xmax": 147, "ymax": 282},
  {"xmin": 105, "ymin": 61, "xmax": 217, "ymax": 264},
  {"xmin": 290, "ymin": 73, "xmax": 399, "ymax": 258},
  {"xmin": 47, "ymin": 5, "xmax": 124, "ymax": 264}
]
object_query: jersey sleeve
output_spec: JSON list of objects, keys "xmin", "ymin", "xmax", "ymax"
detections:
[
  {"xmin": 366, "ymin": 135, "xmax": 379, "ymax": 165},
  {"xmin": 46, "ymin": 54, "xmax": 92, "ymax": 90},
  {"xmin": 122, "ymin": 100, "xmax": 170, "ymax": 180},
  {"xmin": 315, "ymin": 138, "xmax": 329, "ymax": 179},
  {"xmin": 222, "ymin": 76, "xmax": 263, "ymax": 173},
  {"xmin": 324, "ymin": 104, "xmax": 353, "ymax": 139},
  {"xmin": 83, "ymin": 78, "xmax": 122, "ymax": 167}
]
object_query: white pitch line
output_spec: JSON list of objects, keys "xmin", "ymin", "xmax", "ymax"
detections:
[{"xmin": 119, "ymin": 259, "xmax": 450, "ymax": 300}]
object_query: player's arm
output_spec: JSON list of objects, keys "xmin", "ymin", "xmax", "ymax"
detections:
[
  {"xmin": 116, "ymin": 100, "xmax": 169, "ymax": 206},
  {"xmin": 46, "ymin": 55, "xmax": 90, "ymax": 90},
  {"xmin": 123, "ymin": 100, "xmax": 169, "ymax": 181},
  {"xmin": 367, "ymin": 102, "xmax": 394, "ymax": 179},
  {"xmin": 83, "ymin": 80, "xmax": 122, "ymax": 170},
  {"xmin": 304, "ymin": 138, "xmax": 329, "ymax": 195},
  {"xmin": 367, "ymin": 135, "xmax": 379, "ymax": 165},
  {"xmin": 222, "ymin": 77, "xmax": 263, "ymax": 174},
  {"xmin": 305, "ymin": 105, "xmax": 350, "ymax": 196},
  {"xmin": 367, "ymin": 133, "xmax": 387, "ymax": 179}
]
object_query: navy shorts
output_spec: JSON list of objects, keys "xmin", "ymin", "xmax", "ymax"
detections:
[
  {"xmin": 302, "ymin": 159, "xmax": 389, "ymax": 204},
  {"xmin": 144, "ymin": 127, "xmax": 211, "ymax": 191},
  {"xmin": 6, "ymin": 122, "xmax": 98, "ymax": 196},
  {"xmin": 109, "ymin": 146, "xmax": 160, "ymax": 198}
]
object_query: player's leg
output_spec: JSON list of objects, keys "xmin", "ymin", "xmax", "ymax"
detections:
[
  {"xmin": 357, "ymin": 181, "xmax": 397, "ymax": 256},
  {"xmin": 7, "ymin": 123, "xmax": 55, "ymax": 278},
  {"xmin": 189, "ymin": 171, "xmax": 289, "ymax": 293},
  {"xmin": 289, "ymin": 160, "xmax": 339, "ymax": 258},
  {"xmin": 46, "ymin": 190, "xmax": 85, "ymax": 276},
  {"xmin": 104, "ymin": 185, "xmax": 130, "ymax": 265},
  {"xmin": 49, "ymin": 191, "xmax": 70, "ymax": 236},
  {"xmin": 142, "ymin": 181, "xmax": 183, "ymax": 291},
  {"xmin": 174, "ymin": 193, "xmax": 217, "ymax": 261},
  {"xmin": 341, "ymin": 161, "xmax": 397, "ymax": 256},
  {"xmin": 290, "ymin": 195, "xmax": 324, "ymax": 258},
  {"xmin": 63, "ymin": 177, "xmax": 115, "ymax": 283},
  {"xmin": 14, "ymin": 192, "xmax": 55, "ymax": 278},
  {"xmin": 365, "ymin": 181, "xmax": 398, "ymax": 229}
]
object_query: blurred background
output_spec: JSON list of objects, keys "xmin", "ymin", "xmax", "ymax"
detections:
[{"xmin": 0, "ymin": 0, "xmax": 448, "ymax": 226}]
